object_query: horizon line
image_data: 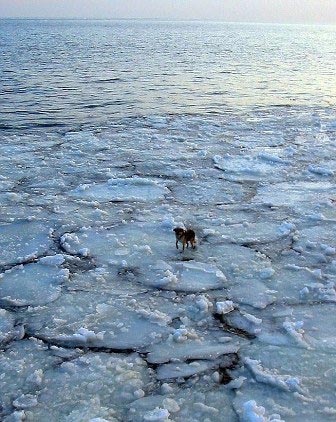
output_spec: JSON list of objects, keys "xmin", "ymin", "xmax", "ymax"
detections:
[{"xmin": 0, "ymin": 17, "xmax": 335, "ymax": 26}]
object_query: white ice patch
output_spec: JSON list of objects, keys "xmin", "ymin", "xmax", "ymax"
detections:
[
  {"xmin": 244, "ymin": 357, "xmax": 304, "ymax": 393},
  {"xmin": 242, "ymin": 400, "xmax": 284, "ymax": 422},
  {"xmin": 223, "ymin": 310, "xmax": 262, "ymax": 336},
  {"xmin": 215, "ymin": 301, "xmax": 234, "ymax": 315}
]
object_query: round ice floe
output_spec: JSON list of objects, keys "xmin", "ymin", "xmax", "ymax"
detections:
[
  {"xmin": 70, "ymin": 177, "xmax": 169, "ymax": 202},
  {"xmin": 60, "ymin": 222, "xmax": 174, "ymax": 267},
  {"xmin": 60, "ymin": 223, "xmax": 227, "ymax": 293},
  {"xmin": 0, "ymin": 221, "xmax": 54, "ymax": 266},
  {"xmin": 0, "ymin": 261, "xmax": 68, "ymax": 307}
]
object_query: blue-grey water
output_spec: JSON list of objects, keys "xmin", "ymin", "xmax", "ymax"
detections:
[{"xmin": 1, "ymin": 19, "xmax": 335, "ymax": 131}]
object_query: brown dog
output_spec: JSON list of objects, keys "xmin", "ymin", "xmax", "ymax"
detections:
[{"xmin": 173, "ymin": 227, "xmax": 196, "ymax": 251}]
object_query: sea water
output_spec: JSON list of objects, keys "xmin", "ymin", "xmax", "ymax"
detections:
[{"xmin": 0, "ymin": 19, "xmax": 336, "ymax": 422}]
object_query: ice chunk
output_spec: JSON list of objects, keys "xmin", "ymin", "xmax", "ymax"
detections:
[
  {"xmin": 308, "ymin": 165, "xmax": 334, "ymax": 177},
  {"xmin": 156, "ymin": 360, "xmax": 221, "ymax": 380},
  {"xmin": 128, "ymin": 382, "xmax": 235, "ymax": 421},
  {"xmin": 223, "ymin": 310, "xmax": 262, "ymax": 336},
  {"xmin": 215, "ymin": 301, "xmax": 234, "ymax": 315},
  {"xmin": 244, "ymin": 358, "xmax": 304, "ymax": 393},
  {"xmin": 228, "ymin": 277, "xmax": 277, "ymax": 309},
  {"xmin": 242, "ymin": 400, "xmax": 284, "ymax": 422},
  {"xmin": 147, "ymin": 341, "xmax": 239, "ymax": 364},
  {"xmin": 39, "ymin": 254, "xmax": 66, "ymax": 266},
  {"xmin": 0, "ymin": 261, "xmax": 68, "ymax": 307}
]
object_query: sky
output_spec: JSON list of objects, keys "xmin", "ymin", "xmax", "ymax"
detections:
[{"xmin": 0, "ymin": 0, "xmax": 335, "ymax": 24}]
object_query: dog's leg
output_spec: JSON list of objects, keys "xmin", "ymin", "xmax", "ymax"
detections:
[
  {"xmin": 186, "ymin": 241, "xmax": 189, "ymax": 248},
  {"xmin": 176, "ymin": 240, "xmax": 179, "ymax": 249},
  {"xmin": 183, "ymin": 240, "xmax": 186, "ymax": 251},
  {"xmin": 191, "ymin": 240, "xmax": 196, "ymax": 249}
]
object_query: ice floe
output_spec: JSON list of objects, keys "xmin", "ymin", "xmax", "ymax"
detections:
[
  {"xmin": 0, "ymin": 260, "xmax": 68, "ymax": 307},
  {"xmin": 0, "ymin": 221, "xmax": 54, "ymax": 267},
  {"xmin": 70, "ymin": 177, "xmax": 169, "ymax": 202}
]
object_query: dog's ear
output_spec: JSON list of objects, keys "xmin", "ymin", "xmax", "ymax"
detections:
[{"xmin": 173, "ymin": 228, "xmax": 177, "ymax": 233}]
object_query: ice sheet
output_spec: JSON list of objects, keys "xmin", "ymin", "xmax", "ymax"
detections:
[{"xmin": 1, "ymin": 112, "xmax": 335, "ymax": 421}]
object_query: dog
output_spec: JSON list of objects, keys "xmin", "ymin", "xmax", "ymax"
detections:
[{"xmin": 173, "ymin": 227, "xmax": 196, "ymax": 251}]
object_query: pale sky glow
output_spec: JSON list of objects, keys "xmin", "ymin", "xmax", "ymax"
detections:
[{"xmin": 0, "ymin": 0, "xmax": 335, "ymax": 24}]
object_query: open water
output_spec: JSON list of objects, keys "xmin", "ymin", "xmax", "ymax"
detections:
[{"xmin": 1, "ymin": 19, "xmax": 335, "ymax": 131}]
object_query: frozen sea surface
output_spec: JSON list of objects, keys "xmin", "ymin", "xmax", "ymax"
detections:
[{"xmin": 1, "ymin": 110, "xmax": 336, "ymax": 422}]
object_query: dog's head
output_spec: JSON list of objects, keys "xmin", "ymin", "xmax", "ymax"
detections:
[{"xmin": 173, "ymin": 227, "xmax": 185, "ymax": 238}]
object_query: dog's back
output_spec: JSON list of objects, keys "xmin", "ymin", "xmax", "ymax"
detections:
[
  {"xmin": 185, "ymin": 229, "xmax": 196, "ymax": 248},
  {"xmin": 184, "ymin": 229, "xmax": 195, "ymax": 242}
]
